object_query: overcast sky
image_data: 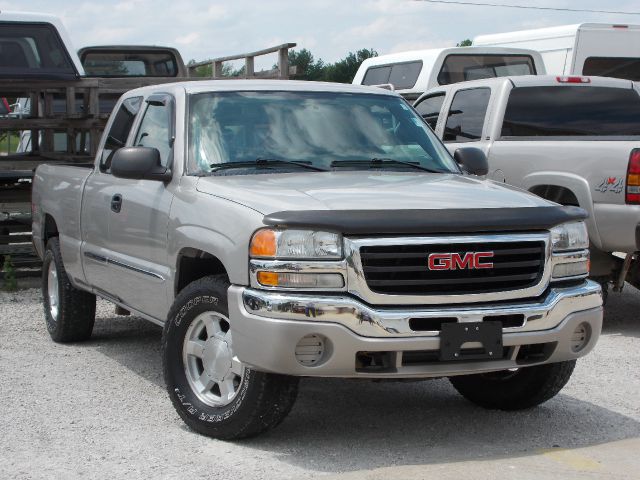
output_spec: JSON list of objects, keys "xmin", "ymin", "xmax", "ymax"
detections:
[{"xmin": 1, "ymin": 0, "xmax": 638, "ymax": 69}]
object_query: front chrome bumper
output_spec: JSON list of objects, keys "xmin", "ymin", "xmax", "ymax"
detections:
[{"xmin": 228, "ymin": 281, "xmax": 603, "ymax": 378}]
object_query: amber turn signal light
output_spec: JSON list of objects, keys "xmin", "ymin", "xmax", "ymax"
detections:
[{"xmin": 250, "ymin": 229, "xmax": 277, "ymax": 257}]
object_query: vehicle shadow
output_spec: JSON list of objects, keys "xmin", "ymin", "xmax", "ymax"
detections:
[
  {"xmin": 89, "ymin": 313, "xmax": 164, "ymax": 388},
  {"xmin": 87, "ymin": 294, "xmax": 640, "ymax": 474},
  {"xmin": 246, "ymin": 377, "xmax": 640, "ymax": 473},
  {"xmin": 603, "ymin": 284, "xmax": 640, "ymax": 339}
]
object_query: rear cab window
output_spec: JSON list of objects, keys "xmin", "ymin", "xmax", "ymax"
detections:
[
  {"xmin": 443, "ymin": 88, "xmax": 491, "ymax": 142},
  {"xmin": 0, "ymin": 22, "xmax": 77, "ymax": 79},
  {"xmin": 501, "ymin": 86, "xmax": 640, "ymax": 137},
  {"xmin": 81, "ymin": 49, "xmax": 179, "ymax": 77},
  {"xmin": 437, "ymin": 54, "xmax": 536, "ymax": 85},
  {"xmin": 362, "ymin": 61, "xmax": 423, "ymax": 89},
  {"xmin": 582, "ymin": 57, "xmax": 640, "ymax": 81}
]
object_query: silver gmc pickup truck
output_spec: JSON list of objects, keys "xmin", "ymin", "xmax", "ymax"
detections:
[{"xmin": 32, "ymin": 80, "xmax": 603, "ymax": 439}]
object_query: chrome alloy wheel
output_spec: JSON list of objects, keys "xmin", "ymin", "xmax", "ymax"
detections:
[
  {"xmin": 183, "ymin": 312, "xmax": 245, "ymax": 407},
  {"xmin": 47, "ymin": 261, "xmax": 60, "ymax": 321}
]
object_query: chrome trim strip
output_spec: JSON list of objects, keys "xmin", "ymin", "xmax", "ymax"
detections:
[
  {"xmin": 241, "ymin": 280, "xmax": 602, "ymax": 338},
  {"xmin": 344, "ymin": 233, "xmax": 551, "ymax": 305},
  {"xmin": 249, "ymin": 259, "xmax": 348, "ymax": 291},
  {"xmin": 83, "ymin": 251, "xmax": 164, "ymax": 280}
]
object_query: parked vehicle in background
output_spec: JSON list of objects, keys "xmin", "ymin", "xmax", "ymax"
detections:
[
  {"xmin": 79, "ymin": 45, "xmax": 187, "ymax": 77},
  {"xmin": 414, "ymin": 74, "xmax": 640, "ymax": 297},
  {"xmin": 32, "ymin": 79, "xmax": 602, "ymax": 439},
  {"xmin": 0, "ymin": 11, "xmax": 84, "ymax": 79},
  {"xmin": 352, "ymin": 46, "xmax": 545, "ymax": 100},
  {"xmin": 474, "ymin": 23, "xmax": 640, "ymax": 81}
]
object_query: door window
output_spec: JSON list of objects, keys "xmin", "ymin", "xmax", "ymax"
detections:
[
  {"xmin": 443, "ymin": 88, "xmax": 491, "ymax": 142},
  {"xmin": 100, "ymin": 96, "xmax": 142, "ymax": 171},
  {"xmin": 414, "ymin": 93, "xmax": 445, "ymax": 129},
  {"xmin": 134, "ymin": 98, "xmax": 173, "ymax": 167}
]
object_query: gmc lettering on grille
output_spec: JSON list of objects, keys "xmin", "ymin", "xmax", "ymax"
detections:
[{"xmin": 427, "ymin": 252, "xmax": 494, "ymax": 271}]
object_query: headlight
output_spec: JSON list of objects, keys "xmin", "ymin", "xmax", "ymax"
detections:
[
  {"xmin": 250, "ymin": 229, "xmax": 342, "ymax": 259},
  {"xmin": 550, "ymin": 222, "xmax": 589, "ymax": 252}
]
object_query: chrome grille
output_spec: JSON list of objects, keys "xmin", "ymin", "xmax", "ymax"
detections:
[{"xmin": 359, "ymin": 241, "xmax": 545, "ymax": 295}]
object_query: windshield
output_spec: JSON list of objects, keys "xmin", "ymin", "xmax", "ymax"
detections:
[{"xmin": 188, "ymin": 91, "xmax": 459, "ymax": 175}]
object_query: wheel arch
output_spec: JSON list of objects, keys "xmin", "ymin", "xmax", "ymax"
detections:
[
  {"xmin": 175, "ymin": 247, "xmax": 229, "ymax": 296},
  {"xmin": 522, "ymin": 172, "xmax": 603, "ymax": 249}
]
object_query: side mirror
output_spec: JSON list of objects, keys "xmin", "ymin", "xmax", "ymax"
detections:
[
  {"xmin": 110, "ymin": 147, "xmax": 172, "ymax": 182},
  {"xmin": 453, "ymin": 147, "xmax": 488, "ymax": 176}
]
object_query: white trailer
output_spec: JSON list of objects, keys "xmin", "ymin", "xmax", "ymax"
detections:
[
  {"xmin": 474, "ymin": 23, "xmax": 640, "ymax": 80},
  {"xmin": 352, "ymin": 46, "xmax": 545, "ymax": 100}
]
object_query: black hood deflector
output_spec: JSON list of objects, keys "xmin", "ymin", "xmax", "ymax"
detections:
[{"xmin": 262, "ymin": 206, "xmax": 587, "ymax": 235}]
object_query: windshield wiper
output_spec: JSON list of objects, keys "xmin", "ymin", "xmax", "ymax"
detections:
[
  {"xmin": 331, "ymin": 158, "xmax": 443, "ymax": 173},
  {"xmin": 210, "ymin": 158, "xmax": 328, "ymax": 173}
]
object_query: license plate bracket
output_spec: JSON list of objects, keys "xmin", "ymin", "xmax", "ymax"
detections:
[{"xmin": 439, "ymin": 321, "xmax": 503, "ymax": 361}]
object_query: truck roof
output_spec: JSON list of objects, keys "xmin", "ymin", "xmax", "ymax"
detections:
[
  {"xmin": 0, "ymin": 10, "xmax": 85, "ymax": 75},
  {"xmin": 474, "ymin": 23, "xmax": 640, "ymax": 46},
  {"xmin": 426, "ymin": 74, "xmax": 635, "ymax": 92},
  {"xmin": 125, "ymin": 79, "xmax": 401, "ymax": 97}
]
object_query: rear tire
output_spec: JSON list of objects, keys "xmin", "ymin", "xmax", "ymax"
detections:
[
  {"xmin": 449, "ymin": 360, "xmax": 576, "ymax": 410},
  {"xmin": 163, "ymin": 275, "xmax": 299, "ymax": 440},
  {"xmin": 42, "ymin": 237, "xmax": 96, "ymax": 342}
]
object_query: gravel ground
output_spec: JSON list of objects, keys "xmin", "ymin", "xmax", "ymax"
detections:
[{"xmin": 1, "ymin": 285, "xmax": 639, "ymax": 479}]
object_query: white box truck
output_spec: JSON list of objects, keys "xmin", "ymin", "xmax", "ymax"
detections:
[{"xmin": 474, "ymin": 23, "xmax": 640, "ymax": 80}]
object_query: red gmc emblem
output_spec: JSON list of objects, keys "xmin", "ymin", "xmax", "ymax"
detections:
[{"xmin": 428, "ymin": 252, "xmax": 494, "ymax": 270}]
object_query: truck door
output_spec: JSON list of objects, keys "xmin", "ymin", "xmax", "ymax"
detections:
[
  {"xmin": 438, "ymin": 87, "xmax": 494, "ymax": 177},
  {"xmin": 100, "ymin": 94, "xmax": 176, "ymax": 320},
  {"xmin": 81, "ymin": 96, "xmax": 143, "ymax": 297}
]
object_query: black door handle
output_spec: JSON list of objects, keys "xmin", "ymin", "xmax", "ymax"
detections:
[{"xmin": 111, "ymin": 194, "xmax": 122, "ymax": 213}]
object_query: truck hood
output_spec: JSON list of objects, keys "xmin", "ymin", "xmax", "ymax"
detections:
[{"xmin": 195, "ymin": 171, "xmax": 550, "ymax": 214}]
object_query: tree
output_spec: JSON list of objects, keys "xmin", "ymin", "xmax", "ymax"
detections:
[
  {"xmin": 321, "ymin": 48, "xmax": 378, "ymax": 83},
  {"xmin": 287, "ymin": 49, "xmax": 325, "ymax": 81},
  {"xmin": 456, "ymin": 39, "xmax": 472, "ymax": 47}
]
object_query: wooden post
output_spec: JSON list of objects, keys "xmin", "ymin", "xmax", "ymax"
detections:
[
  {"xmin": 29, "ymin": 91, "xmax": 39, "ymax": 153},
  {"xmin": 245, "ymin": 56, "xmax": 255, "ymax": 78},
  {"xmin": 213, "ymin": 61, "xmax": 223, "ymax": 78},
  {"xmin": 42, "ymin": 92, "xmax": 55, "ymax": 153},
  {"xmin": 278, "ymin": 47, "xmax": 289, "ymax": 80}
]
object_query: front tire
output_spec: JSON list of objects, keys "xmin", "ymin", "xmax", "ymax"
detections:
[
  {"xmin": 42, "ymin": 237, "xmax": 96, "ymax": 342},
  {"xmin": 163, "ymin": 275, "xmax": 299, "ymax": 440},
  {"xmin": 449, "ymin": 360, "xmax": 576, "ymax": 410}
]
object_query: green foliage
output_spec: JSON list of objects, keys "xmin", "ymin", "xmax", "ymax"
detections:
[
  {"xmin": 2, "ymin": 255, "xmax": 18, "ymax": 291},
  {"xmin": 288, "ymin": 48, "xmax": 378, "ymax": 83},
  {"xmin": 287, "ymin": 49, "xmax": 326, "ymax": 81},
  {"xmin": 457, "ymin": 39, "xmax": 473, "ymax": 47}
]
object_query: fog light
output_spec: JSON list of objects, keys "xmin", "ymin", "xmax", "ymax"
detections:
[
  {"xmin": 295, "ymin": 334, "xmax": 325, "ymax": 366},
  {"xmin": 256, "ymin": 271, "xmax": 344, "ymax": 288},
  {"xmin": 553, "ymin": 261, "xmax": 589, "ymax": 279},
  {"xmin": 571, "ymin": 322, "xmax": 591, "ymax": 352}
]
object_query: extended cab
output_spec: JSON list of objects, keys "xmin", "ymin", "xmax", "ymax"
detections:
[
  {"xmin": 414, "ymin": 75, "xmax": 640, "ymax": 296},
  {"xmin": 32, "ymin": 80, "xmax": 602, "ymax": 439}
]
